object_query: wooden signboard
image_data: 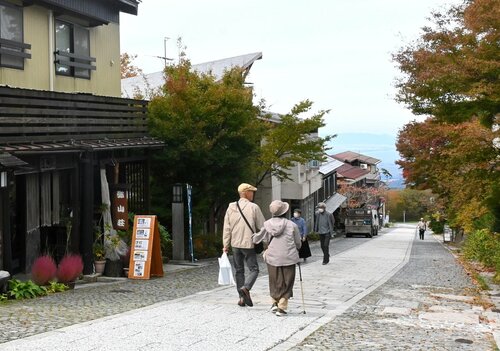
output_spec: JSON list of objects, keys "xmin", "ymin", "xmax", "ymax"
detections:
[
  {"xmin": 128, "ymin": 215, "xmax": 164, "ymax": 279},
  {"xmin": 111, "ymin": 185, "xmax": 129, "ymax": 231}
]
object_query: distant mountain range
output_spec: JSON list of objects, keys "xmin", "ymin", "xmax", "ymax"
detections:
[{"xmin": 327, "ymin": 133, "xmax": 405, "ymax": 188}]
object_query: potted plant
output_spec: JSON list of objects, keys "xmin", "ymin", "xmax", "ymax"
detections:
[
  {"xmin": 93, "ymin": 242, "xmax": 106, "ymax": 274},
  {"xmin": 104, "ymin": 230, "xmax": 127, "ymax": 277}
]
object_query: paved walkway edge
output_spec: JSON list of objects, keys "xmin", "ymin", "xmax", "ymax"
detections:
[{"xmin": 270, "ymin": 230, "xmax": 415, "ymax": 351}]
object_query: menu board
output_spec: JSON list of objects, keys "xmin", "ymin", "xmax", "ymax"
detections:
[{"xmin": 128, "ymin": 215, "xmax": 164, "ymax": 279}]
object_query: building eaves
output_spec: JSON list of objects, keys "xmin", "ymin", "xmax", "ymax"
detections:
[
  {"xmin": 324, "ymin": 193, "xmax": 347, "ymax": 213},
  {"xmin": 336, "ymin": 164, "xmax": 370, "ymax": 182},
  {"xmin": 319, "ymin": 159, "xmax": 344, "ymax": 175},
  {"xmin": 121, "ymin": 52, "xmax": 263, "ymax": 98},
  {"xmin": 332, "ymin": 151, "xmax": 381, "ymax": 165},
  {"xmin": 0, "ymin": 137, "xmax": 164, "ymax": 154},
  {"xmin": 0, "ymin": 153, "xmax": 29, "ymax": 169}
]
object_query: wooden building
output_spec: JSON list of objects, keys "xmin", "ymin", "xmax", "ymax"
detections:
[{"xmin": 0, "ymin": 0, "xmax": 163, "ymax": 275}]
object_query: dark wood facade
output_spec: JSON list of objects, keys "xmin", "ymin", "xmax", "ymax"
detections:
[
  {"xmin": 24, "ymin": 0, "xmax": 139, "ymax": 25},
  {"xmin": 0, "ymin": 87, "xmax": 162, "ymax": 274}
]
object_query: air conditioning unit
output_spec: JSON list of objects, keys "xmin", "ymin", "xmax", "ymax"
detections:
[
  {"xmin": 308, "ymin": 160, "xmax": 320, "ymax": 169},
  {"xmin": 360, "ymin": 163, "xmax": 368, "ymax": 170}
]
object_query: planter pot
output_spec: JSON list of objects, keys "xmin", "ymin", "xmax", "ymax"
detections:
[
  {"xmin": 104, "ymin": 259, "xmax": 123, "ymax": 277},
  {"xmin": 94, "ymin": 260, "xmax": 106, "ymax": 274},
  {"xmin": 65, "ymin": 281, "xmax": 76, "ymax": 290}
]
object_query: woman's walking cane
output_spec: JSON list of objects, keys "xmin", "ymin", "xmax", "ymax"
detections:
[{"xmin": 298, "ymin": 263, "xmax": 306, "ymax": 314}]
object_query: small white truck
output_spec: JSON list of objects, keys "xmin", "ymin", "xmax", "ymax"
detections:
[{"xmin": 345, "ymin": 208, "xmax": 379, "ymax": 238}]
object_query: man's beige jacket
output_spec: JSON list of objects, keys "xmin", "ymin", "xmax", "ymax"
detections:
[{"xmin": 223, "ymin": 198, "xmax": 265, "ymax": 249}]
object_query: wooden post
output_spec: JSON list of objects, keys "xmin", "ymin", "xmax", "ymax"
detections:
[
  {"xmin": 80, "ymin": 153, "xmax": 94, "ymax": 275},
  {"xmin": 70, "ymin": 163, "xmax": 81, "ymax": 254},
  {"xmin": 0, "ymin": 181, "xmax": 10, "ymax": 271}
]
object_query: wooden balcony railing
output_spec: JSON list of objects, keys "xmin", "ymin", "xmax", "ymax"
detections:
[{"xmin": 0, "ymin": 87, "xmax": 149, "ymax": 144}]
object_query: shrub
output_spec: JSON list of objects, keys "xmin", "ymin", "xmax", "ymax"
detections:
[
  {"xmin": 463, "ymin": 229, "xmax": 500, "ymax": 268},
  {"xmin": 45, "ymin": 281, "xmax": 69, "ymax": 293},
  {"xmin": 31, "ymin": 255, "xmax": 57, "ymax": 285},
  {"xmin": 57, "ymin": 254, "xmax": 84, "ymax": 283},
  {"xmin": 307, "ymin": 232, "xmax": 320, "ymax": 241},
  {"xmin": 8, "ymin": 279, "xmax": 47, "ymax": 299},
  {"xmin": 159, "ymin": 223, "xmax": 172, "ymax": 258},
  {"xmin": 429, "ymin": 220, "xmax": 445, "ymax": 234},
  {"xmin": 193, "ymin": 234, "xmax": 222, "ymax": 259}
]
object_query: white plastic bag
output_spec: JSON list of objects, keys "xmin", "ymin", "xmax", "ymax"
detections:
[{"xmin": 218, "ymin": 253, "xmax": 235, "ymax": 285}]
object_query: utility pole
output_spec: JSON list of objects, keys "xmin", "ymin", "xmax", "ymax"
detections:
[{"xmin": 154, "ymin": 37, "xmax": 173, "ymax": 69}]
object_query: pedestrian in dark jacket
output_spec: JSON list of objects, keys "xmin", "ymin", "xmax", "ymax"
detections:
[
  {"xmin": 252, "ymin": 200, "xmax": 301, "ymax": 317},
  {"xmin": 291, "ymin": 209, "xmax": 311, "ymax": 261},
  {"xmin": 314, "ymin": 202, "xmax": 335, "ymax": 265}
]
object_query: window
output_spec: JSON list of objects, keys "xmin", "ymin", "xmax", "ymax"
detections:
[
  {"xmin": 0, "ymin": 2, "xmax": 29, "ymax": 69},
  {"xmin": 55, "ymin": 20, "xmax": 94, "ymax": 78}
]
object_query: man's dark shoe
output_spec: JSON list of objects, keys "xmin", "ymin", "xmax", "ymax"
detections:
[
  {"xmin": 275, "ymin": 308, "xmax": 287, "ymax": 316},
  {"xmin": 237, "ymin": 297, "xmax": 246, "ymax": 307},
  {"xmin": 322, "ymin": 261, "xmax": 329, "ymax": 265},
  {"xmin": 239, "ymin": 287, "xmax": 253, "ymax": 307}
]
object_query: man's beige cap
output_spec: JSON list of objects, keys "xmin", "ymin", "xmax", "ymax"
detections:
[{"xmin": 238, "ymin": 183, "xmax": 257, "ymax": 192}]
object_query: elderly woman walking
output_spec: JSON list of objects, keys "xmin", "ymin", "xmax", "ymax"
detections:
[{"xmin": 253, "ymin": 200, "xmax": 302, "ymax": 316}]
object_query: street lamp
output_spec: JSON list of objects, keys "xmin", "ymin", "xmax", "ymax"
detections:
[
  {"xmin": 172, "ymin": 183, "xmax": 183, "ymax": 203},
  {"xmin": 0, "ymin": 171, "xmax": 7, "ymax": 188}
]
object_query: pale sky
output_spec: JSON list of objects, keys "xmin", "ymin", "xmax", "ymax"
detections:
[{"xmin": 120, "ymin": 0, "xmax": 461, "ymax": 137}]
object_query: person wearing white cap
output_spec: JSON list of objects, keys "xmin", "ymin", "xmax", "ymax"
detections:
[
  {"xmin": 252, "ymin": 200, "xmax": 302, "ymax": 316},
  {"xmin": 417, "ymin": 218, "xmax": 427, "ymax": 240},
  {"xmin": 223, "ymin": 183, "xmax": 265, "ymax": 307}
]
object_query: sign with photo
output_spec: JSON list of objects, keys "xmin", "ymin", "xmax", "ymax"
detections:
[
  {"xmin": 133, "ymin": 250, "xmax": 148, "ymax": 262},
  {"xmin": 136, "ymin": 228, "xmax": 150, "ymax": 239},
  {"xmin": 137, "ymin": 217, "xmax": 151, "ymax": 228},
  {"xmin": 128, "ymin": 215, "xmax": 164, "ymax": 280}
]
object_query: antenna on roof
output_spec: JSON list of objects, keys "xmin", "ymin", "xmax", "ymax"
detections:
[{"xmin": 153, "ymin": 37, "xmax": 174, "ymax": 69}]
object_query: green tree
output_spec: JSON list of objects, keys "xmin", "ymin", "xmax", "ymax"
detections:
[
  {"xmin": 148, "ymin": 57, "xmax": 333, "ymax": 236},
  {"xmin": 386, "ymin": 189, "xmax": 435, "ymax": 222},
  {"xmin": 255, "ymin": 100, "xmax": 333, "ymax": 185},
  {"xmin": 148, "ymin": 59, "xmax": 263, "ymax": 232}
]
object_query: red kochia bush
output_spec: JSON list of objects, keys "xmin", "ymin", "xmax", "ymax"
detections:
[
  {"xmin": 56, "ymin": 254, "xmax": 84, "ymax": 283},
  {"xmin": 31, "ymin": 255, "xmax": 57, "ymax": 285}
]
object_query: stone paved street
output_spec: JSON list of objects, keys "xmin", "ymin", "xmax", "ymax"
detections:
[
  {"xmin": 0, "ymin": 232, "xmax": 366, "ymax": 344},
  {"xmin": 292, "ymin": 226, "xmax": 497, "ymax": 351},
  {"xmin": 0, "ymin": 224, "xmax": 498, "ymax": 350}
]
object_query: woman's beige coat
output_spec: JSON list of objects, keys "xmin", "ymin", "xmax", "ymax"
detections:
[{"xmin": 252, "ymin": 217, "xmax": 301, "ymax": 267}]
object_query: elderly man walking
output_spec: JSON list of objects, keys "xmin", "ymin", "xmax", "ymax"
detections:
[
  {"xmin": 314, "ymin": 202, "xmax": 335, "ymax": 265},
  {"xmin": 223, "ymin": 183, "xmax": 265, "ymax": 307}
]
